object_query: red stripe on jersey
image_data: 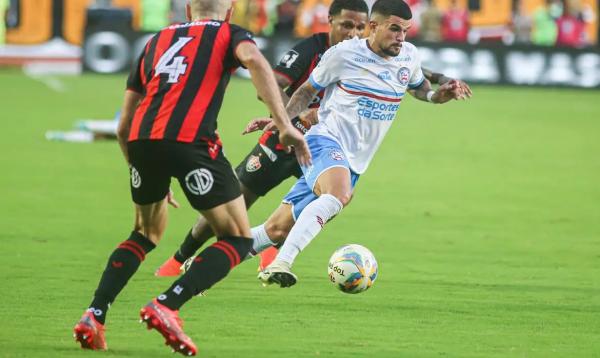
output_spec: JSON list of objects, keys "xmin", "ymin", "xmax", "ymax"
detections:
[
  {"xmin": 176, "ymin": 25, "xmax": 230, "ymax": 142},
  {"xmin": 149, "ymin": 25, "xmax": 205, "ymax": 139},
  {"xmin": 129, "ymin": 29, "xmax": 177, "ymax": 141},
  {"xmin": 337, "ymin": 83, "xmax": 403, "ymax": 103}
]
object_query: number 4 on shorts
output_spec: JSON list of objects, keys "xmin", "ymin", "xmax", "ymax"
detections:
[{"xmin": 155, "ymin": 37, "xmax": 193, "ymax": 83}]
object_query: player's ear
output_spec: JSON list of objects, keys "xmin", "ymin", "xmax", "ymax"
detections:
[
  {"xmin": 328, "ymin": 15, "xmax": 334, "ymax": 25},
  {"xmin": 368, "ymin": 20, "xmax": 378, "ymax": 33}
]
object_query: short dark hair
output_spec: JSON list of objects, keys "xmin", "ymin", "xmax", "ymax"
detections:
[
  {"xmin": 370, "ymin": 0, "xmax": 412, "ymax": 20},
  {"xmin": 329, "ymin": 0, "xmax": 369, "ymax": 17}
]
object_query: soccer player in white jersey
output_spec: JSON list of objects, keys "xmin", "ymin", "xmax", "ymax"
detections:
[{"xmin": 252, "ymin": 0, "xmax": 465, "ymax": 287}]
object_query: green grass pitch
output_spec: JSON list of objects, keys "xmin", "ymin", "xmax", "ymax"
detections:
[{"xmin": 0, "ymin": 68, "xmax": 599, "ymax": 357}]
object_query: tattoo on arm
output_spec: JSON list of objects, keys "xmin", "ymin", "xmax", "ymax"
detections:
[
  {"xmin": 286, "ymin": 83, "xmax": 317, "ymax": 119},
  {"xmin": 422, "ymin": 67, "xmax": 442, "ymax": 85}
]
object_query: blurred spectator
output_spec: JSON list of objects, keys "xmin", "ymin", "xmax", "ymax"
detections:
[
  {"xmin": 512, "ymin": 0, "xmax": 532, "ymax": 44},
  {"xmin": 140, "ymin": 0, "xmax": 170, "ymax": 32},
  {"xmin": 556, "ymin": 4, "xmax": 586, "ymax": 47},
  {"xmin": 0, "ymin": 0, "xmax": 7, "ymax": 45},
  {"xmin": 441, "ymin": 0, "xmax": 469, "ymax": 42},
  {"xmin": 403, "ymin": 0, "xmax": 421, "ymax": 39},
  {"xmin": 548, "ymin": 0, "xmax": 564, "ymax": 19},
  {"xmin": 531, "ymin": 1, "xmax": 558, "ymax": 46},
  {"xmin": 420, "ymin": 0, "xmax": 442, "ymax": 42},
  {"xmin": 170, "ymin": 0, "xmax": 188, "ymax": 24},
  {"xmin": 275, "ymin": 0, "xmax": 300, "ymax": 35},
  {"xmin": 296, "ymin": 0, "xmax": 332, "ymax": 37}
]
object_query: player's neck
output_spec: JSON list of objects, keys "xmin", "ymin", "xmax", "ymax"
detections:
[
  {"xmin": 366, "ymin": 39, "xmax": 390, "ymax": 60},
  {"xmin": 190, "ymin": 12, "xmax": 224, "ymax": 21}
]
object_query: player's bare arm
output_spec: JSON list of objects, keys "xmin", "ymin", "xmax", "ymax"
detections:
[
  {"xmin": 422, "ymin": 67, "xmax": 472, "ymax": 99},
  {"xmin": 116, "ymin": 90, "xmax": 142, "ymax": 164},
  {"xmin": 235, "ymin": 41, "xmax": 311, "ymax": 166},
  {"xmin": 408, "ymin": 78, "xmax": 462, "ymax": 104},
  {"xmin": 286, "ymin": 80, "xmax": 320, "ymax": 121},
  {"xmin": 274, "ymin": 72, "xmax": 292, "ymax": 105}
]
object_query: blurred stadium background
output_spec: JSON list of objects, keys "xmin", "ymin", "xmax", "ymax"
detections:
[{"xmin": 0, "ymin": 0, "xmax": 599, "ymax": 357}]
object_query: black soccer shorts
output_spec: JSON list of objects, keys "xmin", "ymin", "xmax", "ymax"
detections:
[
  {"xmin": 235, "ymin": 131, "xmax": 302, "ymax": 197},
  {"xmin": 128, "ymin": 140, "xmax": 241, "ymax": 211}
]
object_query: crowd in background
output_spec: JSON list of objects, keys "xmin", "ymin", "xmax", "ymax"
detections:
[
  {"xmin": 166, "ymin": 0, "xmax": 597, "ymax": 47},
  {"xmin": 1, "ymin": 0, "xmax": 595, "ymax": 47}
]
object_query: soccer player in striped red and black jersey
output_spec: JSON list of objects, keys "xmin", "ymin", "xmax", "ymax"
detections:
[
  {"xmin": 73, "ymin": 0, "xmax": 310, "ymax": 355},
  {"xmin": 155, "ymin": 0, "xmax": 371, "ymax": 278}
]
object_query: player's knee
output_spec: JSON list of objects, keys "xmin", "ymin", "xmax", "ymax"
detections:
[
  {"xmin": 264, "ymin": 220, "xmax": 289, "ymax": 242},
  {"xmin": 332, "ymin": 192, "xmax": 352, "ymax": 207}
]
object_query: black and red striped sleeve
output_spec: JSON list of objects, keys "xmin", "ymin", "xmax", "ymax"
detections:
[
  {"xmin": 126, "ymin": 50, "xmax": 145, "ymax": 94},
  {"xmin": 227, "ymin": 23, "xmax": 256, "ymax": 69},
  {"xmin": 273, "ymin": 36, "xmax": 318, "ymax": 86}
]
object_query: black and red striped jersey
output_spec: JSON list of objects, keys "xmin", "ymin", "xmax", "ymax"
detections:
[
  {"xmin": 126, "ymin": 20, "xmax": 255, "ymax": 143},
  {"xmin": 258, "ymin": 32, "xmax": 329, "ymax": 146},
  {"xmin": 273, "ymin": 32, "xmax": 329, "ymax": 109}
]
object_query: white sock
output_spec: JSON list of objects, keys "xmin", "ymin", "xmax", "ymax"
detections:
[
  {"xmin": 276, "ymin": 194, "xmax": 343, "ymax": 266},
  {"xmin": 243, "ymin": 224, "xmax": 275, "ymax": 261}
]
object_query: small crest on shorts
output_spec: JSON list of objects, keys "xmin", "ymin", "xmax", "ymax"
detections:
[
  {"xmin": 397, "ymin": 67, "xmax": 410, "ymax": 86},
  {"xmin": 130, "ymin": 166, "xmax": 141, "ymax": 188},
  {"xmin": 246, "ymin": 155, "xmax": 261, "ymax": 172},
  {"xmin": 330, "ymin": 149, "xmax": 344, "ymax": 161}
]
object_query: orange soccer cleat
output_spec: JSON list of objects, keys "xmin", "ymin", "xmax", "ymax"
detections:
[
  {"xmin": 258, "ymin": 246, "xmax": 279, "ymax": 271},
  {"xmin": 155, "ymin": 256, "xmax": 184, "ymax": 277},
  {"xmin": 73, "ymin": 310, "xmax": 107, "ymax": 350},
  {"xmin": 140, "ymin": 299, "xmax": 197, "ymax": 356}
]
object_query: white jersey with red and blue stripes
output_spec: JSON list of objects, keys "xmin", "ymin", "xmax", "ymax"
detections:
[{"xmin": 306, "ymin": 37, "xmax": 424, "ymax": 174}]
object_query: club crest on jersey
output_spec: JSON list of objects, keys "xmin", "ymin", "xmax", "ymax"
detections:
[
  {"xmin": 279, "ymin": 50, "xmax": 299, "ymax": 69},
  {"xmin": 397, "ymin": 67, "xmax": 411, "ymax": 86},
  {"xmin": 330, "ymin": 149, "xmax": 344, "ymax": 161},
  {"xmin": 130, "ymin": 166, "xmax": 141, "ymax": 188},
  {"xmin": 246, "ymin": 155, "xmax": 261, "ymax": 172},
  {"xmin": 185, "ymin": 168, "xmax": 214, "ymax": 195}
]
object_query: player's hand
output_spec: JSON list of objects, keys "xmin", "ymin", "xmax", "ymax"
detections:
[
  {"xmin": 299, "ymin": 108, "xmax": 319, "ymax": 126},
  {"xmin": 279, "ymin": 125, "xmax": 312, "ymax": 167},
  {"xmin": 432, "ymin": 80, "xmax": 464, "ymax": 104},
  {"xmin": 243, "ymin": 117, "xmax": 273, "ymax": 134},
  {"xmin": 456, "ymin": 80, "xmax": 472, "ymax": 99},
  {"xmin": 166, "ymin": 189, "xmax": 180, "ymax": 208}
]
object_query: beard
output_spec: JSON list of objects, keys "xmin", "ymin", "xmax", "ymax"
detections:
[{"xmin": 381, "ymin": 44, "xmax": 401, "ymax": 57}]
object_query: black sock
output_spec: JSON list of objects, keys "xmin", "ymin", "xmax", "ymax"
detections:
[
  {"xmin": 158, "ymin": 236, "xmax": 252, "ymax": 310},
  {"xmin": 173, "ymin": 229, "xmax": 207, "ymax": 263},
  {"xmin": 89, "ymin": 231, "xmax": 155, "ymax": 324}
]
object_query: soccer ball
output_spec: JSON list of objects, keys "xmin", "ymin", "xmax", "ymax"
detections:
[{"xmin": 327, "ymin": 244, "xmax": 378, "ymax": 294}]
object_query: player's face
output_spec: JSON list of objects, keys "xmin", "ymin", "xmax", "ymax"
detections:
[
  {"xmin": 372, "ymin": 15, "xmax": 411, "ymax": 57},
  {"xmin": 329, "ymin": 10, "xmax": 368, "ymax": 45}
]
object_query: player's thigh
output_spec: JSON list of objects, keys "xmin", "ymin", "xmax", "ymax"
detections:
[
  {"xmin": 314, "ymin": 166, "xmax": 352, "ymax": 202},
  {"xmin": 128, "ymin": 141, "xmax": 172, "ymax": 243},
  {"xmin": 200, "ymin": 195, "xmax": 251, "ymax": 238},
  {"xmin": 264, "ymin": 203, "xmax": 296, "ymax": 242}
]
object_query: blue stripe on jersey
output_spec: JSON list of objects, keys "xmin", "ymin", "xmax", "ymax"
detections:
[
  {"xmin": 309, "ymin": 75, "xmax": 325, "ymax": 91},
  {"xmin": 340, "ymin": 82, "xmax": 404, "ymax": 98},
  {"xmin": 408, "ymin": 76, "xmax": 425, "ymax": 89}
]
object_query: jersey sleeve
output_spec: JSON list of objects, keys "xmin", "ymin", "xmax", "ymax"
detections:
[
  {"xmin": 229, "ymin": 24, "xmax": 256, "ymax": 68},
  {"xmin": 273, "ymin": 37, "xmax": 317, "ymax": 85},
  {"xmin": 408, "ymin": 47, "xmax": 425, "ymax": 89},
  {"xmin": 307, "ymin": 44, "xmax": 344, "ymax": 91},
  {"xmin": 126, "ymin": 50, "xmax": 145, "ymax": 94}
]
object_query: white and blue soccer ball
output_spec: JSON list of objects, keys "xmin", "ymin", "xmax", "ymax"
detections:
[{"xmin": 327, "ymin": 244, "xmax": 378, "ymax": 294}]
